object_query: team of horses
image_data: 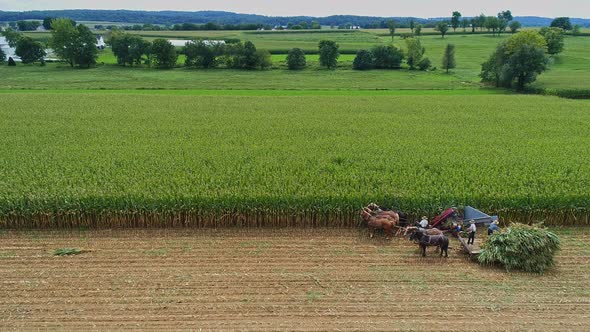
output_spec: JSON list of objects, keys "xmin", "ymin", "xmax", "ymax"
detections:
[{"xmin": 360, "ymin": 203, "xmax": 449, "ymax": 257}]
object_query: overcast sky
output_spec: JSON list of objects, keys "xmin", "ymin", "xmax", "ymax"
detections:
[{"xmin": 1, "ymin": 0, "xmax": 589, "ymax": 18}]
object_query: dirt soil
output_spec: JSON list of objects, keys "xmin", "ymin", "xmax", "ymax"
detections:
[{"xmin": 0, "ymin": 228, "xmax": 588, "ymax": 331}]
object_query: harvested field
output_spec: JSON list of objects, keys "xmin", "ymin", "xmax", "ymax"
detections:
[{"xmin": 1, "ymin": 228, "xmax": 589, "ymax": 331}]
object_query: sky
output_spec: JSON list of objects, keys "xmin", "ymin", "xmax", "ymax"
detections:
[{"xmin": 0, "ymin": 0, "xmax": 589, "ymax": 18}]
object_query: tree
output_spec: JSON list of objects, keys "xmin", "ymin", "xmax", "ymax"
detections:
[
  {"xmin": 477, "ymin": 14, "xmax": 487, "ymax": 31},
  {"xmin": 240, "ymin": 41, "xmax": 259, "ymax": 69},
  {"xmin": 442, "ymin": 43, "xmax": 456, "ymax": 73},
  {"xmin": 110, "ymin": 31, "xmax": 152, "ymax": 66},
  {"xmin": 387, "ymin": 20, "xmax": 396, "ymax": 41},
  {"xmin": 1, "ymin": 28, "xmax": 22, "ymax": 47},
  {"xmin": 318, "ymin": 40, "xmax": 339, "ymax": 69},
  {"xmin": 435, "ymin": 21, "xmax": 449, "ymax": 38},
  {"xmin": 43, "ymin": 17, "xmax": 55, "ymax": 30},
  {"xmin": 409, "ymin": 20, "xmax": 415, "ymax": 34},
  {"xmin": 256, "ymin": 49, "xmax": 272, "ymax": 70},
  {"xmin": 16, "ymin": 20, "xmax": 41, "ymax": 31},
  {"xmin": 470, "ymin": 18, "xmax": 477, "ymax": 32},
  {"xmin": 509, "ymin": 21, "xmax": 522, "ymax": 34},
  {"xmin": 572, "ymin": 25, "xmax": 582, "ymax": 37},
  {"xmin": 414, "ymin": 25, "xmax": 422, "ymax": 36},
  {"xmin": 286, "ymin": 48, "xmax": 306, "ymax": 70},
  {"xmin": 484, "ymin": 16, "xmax": 500, "ymax": 35},
  {"xmin": 8, "ymin": 57, "xmax": 17, "ymax": 66},
  {"xmin": 184, "ymin": 40, "xmax": 220, "ymax": 68},
  {"xmin": 371, "ymin": 45, "xmax": 403, "ymax": 69},
  {"xmin": 405, "ymin": 37, "xmax": 425, "ymax": 69},
  {"xmin": 551, "ymin": 17, "xmax": 572, "ymax": 31},
  {"xmin": 15, "ymin": 37, "xmax": 46, "ymax": 64},
  {"xmin": 481, "ymin": 31, "xmax": 549, "ymax": 91},
  {"xmin": 49, "ymin": 18, "xmax": 78, "ymax": 67},
  {"xmin": 150, "ymin": 38, "xmax": 177, "ymax": 69},
  {"xmin": 0, "ymin": 47, "xmax": 5, "ymax": 64},
  {"xmin": 498, "ymin": 10, "xmax": 513, "ymax": 22},
  {"xmin": 418, "ymin": 57, "xmax": 431, "ymax": 71},
  {"xmin": 540, "ymin": 27, "xmax": 565, "ymax": 55},
  {"xmin": 353, "ymin": 49, "xmax": 374, "ymax": 70},
  {"xmin": 74, "ymin": 24, "xmax": 98, "ymax": 68},
  {"xmin": 451, "ymin": 12, "xmax": 462, "ymax": 32},
  {"xmin": 498, "ymin": 19, "xmax": 508, "ymax": 34},
  {"xmin": 461, "ymin": 18, "xmax": 470, "ymax": 32}
]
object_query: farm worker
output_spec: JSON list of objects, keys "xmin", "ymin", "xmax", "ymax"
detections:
[
  {"xmin": 467, "ymin": 220, "xmax": 476, "ymax": 245},
  {"xmin": 419, "ymin": 216, "xmax": 429, "ymax": 228},
  {"xmin": 488, "ymin": 220, "xmax": 500, "ymax": 235}
]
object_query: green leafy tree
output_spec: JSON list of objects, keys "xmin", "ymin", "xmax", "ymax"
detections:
[
  {"xmin": 481, "ymin": 31, "xmax": 549, "ymax": 91},
  {"xmin": 414, "ymin": 25, "xmax": 422, "ymax": 36},
  {"xmin": 470, "ymin": 18, "xmax": 477, "ymax": 32},
  {"xmin": 509, "ymin": 21, "xmax": 522, "ymax": 34},
  {"xmin": 286, "ymin": 48, "xmax": 306, "ymax": 70},
  {"xmin": 16, "ymin": 20, "xmax": 41, "ymax": 31},
  {"xmin": 15, "ymin": 37, "xmax": 46, "ymax": 64},
  {"xmin": 240, "ymin": 41, "xmax": 259, "ymax": 69},
  {"xmin": 405, "ymin": 37, "xmax": 425, "ymax": 69},
  {"xmin": 498, "ymin": 19, "xmax": 508, "ymax": 33},
  {"xmin": 485, "ymin": 16, "xmax": 500, "ymax": 35},
  {"xmin": 184, "ymin": 40, "xmax": 220, "ymax": 68},
  {"xmin": 150, "ymin": 38, "xmax": 178, "ymax": 69},
  {"xmin": 74, "ymin": 24, "xmax": 98, "ymax": 68},
  {"xmin": 42, "ymin": 17, "xmax": 55, "ymax": 30},
  {"xmin": 256, "ymin": 49, "xmax": 272, "ymax": 70},
  {"xmin": 387, "ymin": 20, "xmax": 396, "ymax": 41},
  {"xmin": 477, "ymin": 14, "xmax": 487, "ymax": 31},
  {"xmin": 461, "ymin": 18, "xmax": 470, "ymax": 32},
  {"xmin": 442, "ymin": 43, "xmax": 456, "ymax": 73},
  {"xmin": 0, "ymin": 47, "xmax": 6, "ymax": 64},
  {"xmin": 371, "ymin": 45, "xmax": 404, "ymax": 69},
  {"xmin": 572, "ymin": 25, "xmax": 582, "ymax": 36},
  {"xmin": 352, "ymin": 49, "xmax": 374, "ymax": 70},
  {"xmin": 49, "ymin": 18, "xmax": 78, "ymax": 67},
  {"xmin": 451, "ymin": 11, "xmax": 462, "ymax": 32},
  {"xmin": 418, "ymin": 57, "xmax": 431, "ymax": 71},
  {"xmin": 409, "ymin": 20, "xmax": 415, "ymax": 34},
  {"xmin": 540, "ymin": 27, "xmax": 565, "ymax": 55},
  {"xmin": 435, "ymin": 21, "xmax": 449, "ymax": 38},
  {"xmin": 550, "ymin": 17, "xmax": 572, "ymax": 30},
  {"xmin": 318, "ymin": 40, "xmax": 339, "ymax": 69},
  {"xmin": 109, "ymin": 31, "xmax": 151, "ymax": 66},
  {"xmin": 498, "ymin": 10, "xmax": 513, "ymax": 22},
  {"xmin": 1, "ymin": 28, "xmax": 22, "ymax": 47}
]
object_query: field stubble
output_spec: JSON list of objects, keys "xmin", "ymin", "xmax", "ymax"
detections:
[{"xmin": 0, "ymin": 228, "xmax": 588, "ymax": 330}]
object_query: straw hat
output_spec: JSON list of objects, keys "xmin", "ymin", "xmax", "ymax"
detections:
[
  {"xmin": 422, "ymin": 216, "xmax": 427, "ymax": 219},
  {"xmin": 493, "ymin": 220, "xmax": 499, "ymax": 225},
  {"xmin": 470, "ymin": 220, "xmax": 475, "ymax": 224}
]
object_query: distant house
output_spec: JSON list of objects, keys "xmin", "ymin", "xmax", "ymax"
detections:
[
  {"xmin": 97, "ymin": 35, "xmax": 106, "ymax": 49},
  {"xmin": 350, "ymin": 26, "xmax": 361, "ymax": 30},
  {"xmin": 168, "ymin": 39, "xmax": 226, "ymax": 47}
]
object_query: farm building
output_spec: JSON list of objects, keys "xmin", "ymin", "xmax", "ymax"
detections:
[
  {"xmin": 97, "ymin": 35, "xmax": 106, "ymax": 49},
  {"xmin": 0, "ymin": 36, "xmax": 20, "ymax": 61},
  {"xmin": 168, "ymin": 39, "xmax": 226, "ymax": 47}
]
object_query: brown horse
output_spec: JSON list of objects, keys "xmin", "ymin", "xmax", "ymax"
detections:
[
  {"xmin": 360, "ymin": 209, "xmax": 396, "ymax": 239},
  {"xmin": 367, "ymin": 203, "xmax": 400, "ymax": 225}
]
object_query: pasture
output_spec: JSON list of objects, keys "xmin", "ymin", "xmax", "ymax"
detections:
[
  {"xmin": 0, "ymin": 228, "xmax": 589, "ymax": 330},
  {"xmin": 12, "ymin": 31, "xmax": 590, "ymax": 91},
  {"xmin": 1, "ymin": 92, "xmax": 589, "ymax": 227}
]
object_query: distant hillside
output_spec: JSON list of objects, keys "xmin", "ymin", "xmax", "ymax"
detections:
[{"xmin": 0, "ymin": 10, "xmax": 589, "ymax": 28}]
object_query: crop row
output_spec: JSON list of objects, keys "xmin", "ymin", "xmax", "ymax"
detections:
[{"xmin": 1, "ymin": 93, "xmax": 589, "ymax": 228}]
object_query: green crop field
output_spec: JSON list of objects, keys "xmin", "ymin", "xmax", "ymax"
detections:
[{"xmin": 1, "ymin": 92, "xmax": 589, "ymax": 228}]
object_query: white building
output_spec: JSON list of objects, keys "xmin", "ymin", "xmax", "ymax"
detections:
[
  {"xmin": 0, "ymin": 36, "xmax": 20, "ymax": 61},
  {"xmin": 168, "ymin": 39, "xmax": 226, "ymax": 47},
  {"xmin": 97, "ymin": 35, "xmax": 106, "ymax": 49}
]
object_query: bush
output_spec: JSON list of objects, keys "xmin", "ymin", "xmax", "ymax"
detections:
[
  {"xmin": 256, "ymin": 49, "xmax": 272, "ymax": 70},
  {"xmin": 478, "ymin": 223, "xmax": 560, "ymax": 273},
  {"xmin": 286, "ymin": 48, "xmax": 306, "ymax": 70},
  {"xmin": 8, "ymin": 57, "xmax": 16, "ymax": 66},
  {"xmin": 371, "ymin": 45, "xmax": 403, "ymax": 69},
  {"xmin": 418, "ymin": 57, "xmax": 431, "ymax": 71},
  {"xmin": 352, "ymin": 49, "xmax": 374, "ymax": 70}
]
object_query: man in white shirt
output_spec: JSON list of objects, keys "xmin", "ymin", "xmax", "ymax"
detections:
[
  {"xmin": 419, "ymin": 216, "xmax": 429, "ymax": 228},
  {"xmin": 467, "ymin": 220, "xmax": 476, "ymax": 245}
]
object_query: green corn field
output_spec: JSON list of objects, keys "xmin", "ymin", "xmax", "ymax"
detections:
[{"xmin": 1, "ymin": 92, "xmax": 589, "ymax": 228}]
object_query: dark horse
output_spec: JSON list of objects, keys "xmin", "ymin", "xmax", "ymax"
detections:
[{"xmin": 409, "ymin": 229, "xmax": 449, "ymax": 257}]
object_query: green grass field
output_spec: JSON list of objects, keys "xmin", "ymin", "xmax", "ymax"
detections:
[
  {"xmin": 1, "ymin": 92, "xmax": 589, "ymax": 227},
  {"xmin": 10, "ymin": 32, "xmax": 590, "ymax": 91}
]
